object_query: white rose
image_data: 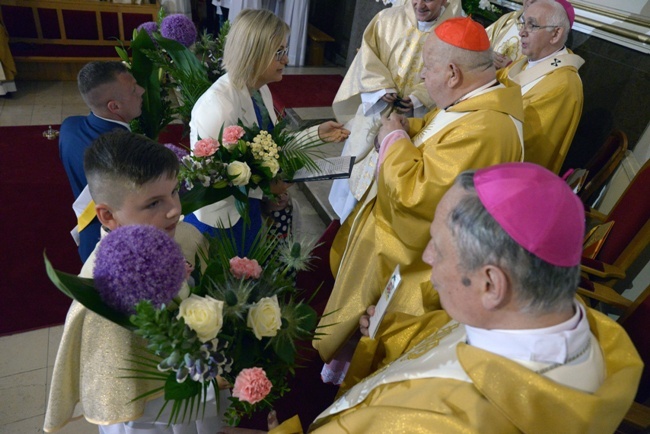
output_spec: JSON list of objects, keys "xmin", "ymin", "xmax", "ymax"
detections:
[
  {"xmin": 227, "ymin": 161, "xmax": 252, "ymax": 186},
  {"xmin": 247, "ymin": 295, "xmax": 282, "ymax": 340},
  {"xmin": 261, "ymin": 158, "xmax": 280, "ymax": 177},
  {"xmin": 178, "ymin": 294, "xmax": 224, "ymax": 342}
]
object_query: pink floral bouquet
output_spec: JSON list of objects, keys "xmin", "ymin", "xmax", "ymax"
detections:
[
  {"xmin": 44, "ymin": 224, "xmax": 321, "ymax": 425},
  {"xmin": 178, "ymin": 119, "xmax": 323, "ymax": 217}
]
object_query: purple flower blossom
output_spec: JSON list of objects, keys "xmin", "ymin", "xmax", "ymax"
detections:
[
  {"xmin": 165, "ymin": 143, "xmax": 190, "ymax": 161},
  {"xmin": 137, "ymin": 21, "xmax": 159, "ymax": 38},
  {"xmin": 160, "ymin": 14, "xmax": 197, "ymax": 48},
  {"xmin": 93, "ymin": 225, "xmax": 186, "ymax": 314}
]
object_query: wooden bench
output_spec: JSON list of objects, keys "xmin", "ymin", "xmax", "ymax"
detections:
[
  {"xmin": 307, "ymin": 24, "xmax": 334, "ymax": 67},
  {"xmin": 0, "ymin": 0, "xmax": 159, "ymax": 80}
]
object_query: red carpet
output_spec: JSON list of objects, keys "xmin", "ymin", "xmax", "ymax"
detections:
[
  {"xmin": 268, "ymin": 74, "xmax": 343, "ymax": 113},
  {"xmin": 0, "ymin": 124, "xmax": 188, "ymax": 336},
  {"xmin": 0, "ymin": 125, "xmax": 80, "ymax": 336}
]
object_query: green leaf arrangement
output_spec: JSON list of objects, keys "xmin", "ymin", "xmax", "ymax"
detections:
[
  {"xmin": 115, "ymin": 13, "xmax": 227, "ymax": 141},
  {"xmin": 462, "ymin": 0, "xmax": 506, "ymax": 23},
  {"xmin": 43, "ymin": 224, "xmax": 323, "ymax": 427}
]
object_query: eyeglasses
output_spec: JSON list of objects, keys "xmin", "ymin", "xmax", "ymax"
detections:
[
  {"xmin": 274, "ymin": 47, "xmax": 289, "ymax": 61},
  {"xmin": 516, "ymin": 20, "xmax": 558, "ymax": 33}
]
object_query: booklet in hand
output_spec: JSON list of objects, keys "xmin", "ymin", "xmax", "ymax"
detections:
[
  {"xmin": 291, "ymin": 156, "xmax": 355, "ymax": 182},
  {"xmin": 368, "ymin": 265, "xmax": 402, "ymax": 339}
]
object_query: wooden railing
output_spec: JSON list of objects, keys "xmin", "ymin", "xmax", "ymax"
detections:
[{"xmin": 0, "ymin": 0, "xmax": 159, "ymax": 79}]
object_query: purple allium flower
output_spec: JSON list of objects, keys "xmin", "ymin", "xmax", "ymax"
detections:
[
  {"xmin": 137, "ymin": 21, "xmax": 159, "ymax": 38},
  {"xmin": 160, "ymin": 14, "xmax": 197, "ymax": 48},
  {"xmin": 93, "ymin": 225, "xmax": 186, "ymax": 314},
  {"xmin": 164, "ymin": 143, "xmax": 190, "ymax": 161}
]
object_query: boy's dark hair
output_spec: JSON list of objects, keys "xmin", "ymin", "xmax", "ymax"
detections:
[
  {"xmin": 84, "ymin": 130, "xmax": 179, "ymax": 204},
  {"xmin": 77, "ymin": 61, "xmax": 128, "ymax": 97}
]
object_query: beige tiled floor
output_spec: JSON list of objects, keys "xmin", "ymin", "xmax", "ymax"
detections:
[{"xmin": 0, "ymin": 66, "xmax": 344, "ymax": 433}]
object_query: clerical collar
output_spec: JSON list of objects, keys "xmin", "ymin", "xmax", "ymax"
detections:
[
  {"xmin": 445, "ymin": 79, "xmax": 498, "ymax": 109},
  {"xmin": 417, "ymin": 6, "xmax": 445, "ymax": 32},
  {"xmin": 465, "ymin": 301, "xmax": 592, "ymax": 365},
  {"xmin": 93, "ymin": 113, "xmax": 132, "ymax": 131},
  {"xmin": 527, "ymin": 46, "xmax": 568, "ymax": 68}
]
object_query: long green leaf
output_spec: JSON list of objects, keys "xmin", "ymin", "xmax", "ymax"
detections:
[{"xmin": 44, "ymin": 253, "xmax": 134, "ymax": 330}]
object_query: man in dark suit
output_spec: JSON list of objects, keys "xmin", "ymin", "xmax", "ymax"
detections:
[{"xmin": 59, "ymin": 61, "xmax": 144, "ymax": 262}]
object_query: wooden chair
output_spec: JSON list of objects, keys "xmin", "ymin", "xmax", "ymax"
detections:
[
  {"xmin": 614, "ymin": 283, "xmax": 650, "ymax": 433},
  {"xmin": 579, "ymin": 129, "xmax": 628, "ymax": 205},
  {"xmin": 581, "ymin": 158, "xmax": 650, "ymax": 285},
  {"xmin": 578, "ymin": 158, "xmax": 650, "ymax": 310}
]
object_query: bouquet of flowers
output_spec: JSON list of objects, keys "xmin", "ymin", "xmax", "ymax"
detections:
[
  {"xmin": 117, "ymin": 12, "xmax": 229, "ymax": 140},
  {"xmin": 179, "ymin": 119, "xmax": 323, "ymax": 217},
  {"xmin": 45, "ymin": 224, "xmax": 321, "ymax": 425}
]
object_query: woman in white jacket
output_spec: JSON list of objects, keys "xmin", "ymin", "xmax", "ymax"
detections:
[{"xmin": 187, "ymin": 8, "xmax": 348, "ymax": 254}]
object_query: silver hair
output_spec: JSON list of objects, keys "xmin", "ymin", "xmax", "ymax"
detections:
[
  {"xmin": 537, "ymin": 0, "xmax": 570, "ymax": 44},
  {"xmin": 447, "ymin": 170, "xmax": 578, "ymax": 313}
]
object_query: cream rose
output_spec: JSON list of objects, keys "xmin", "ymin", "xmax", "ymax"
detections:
[
  {"xmin": 227, "ymin": 161, "xmax": 252, "ymax": 186},
  {"xmin": 178, "ymin": 294, "xmax": 224, "ymax": 342},
  {"xmin": 261, "ymin": 158, "xmax": 280, "ymax": 177},
  {"xmin": 247, "ymin": 295, "xmax": 282, "ymax": 340}
]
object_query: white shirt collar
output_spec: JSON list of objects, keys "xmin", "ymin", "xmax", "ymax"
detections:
[
  {"xmin": 445, "ymin": 79, "xmax": 499, "ymax": 109},
  {"xmin": 465, "ymin": 301, "xmax": 591, "ymax": 364},
  {"xmin": 417, "ymin": 6, "xmax": 445, "ymax": 32},
  {"xmin": 527, "ymin": 46, "xmax": 568, "ymax": 67},
  {"xmin": 93, "ymin": 113, "xmax": 132, "ymax": 131}
]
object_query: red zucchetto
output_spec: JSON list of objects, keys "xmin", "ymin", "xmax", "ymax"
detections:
[{"xmin": 434, "ymin": 17, "xmax": 490, "ymax": 51}]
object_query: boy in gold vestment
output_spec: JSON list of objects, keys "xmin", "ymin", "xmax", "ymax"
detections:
[{"xmin": 44, "ymin": 131, "xmax": 226, "ymax": 433}]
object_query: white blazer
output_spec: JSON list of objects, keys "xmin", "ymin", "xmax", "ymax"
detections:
[{"xmin": 188, "ymin": 73, "xmax": 277, "ymax": 228}]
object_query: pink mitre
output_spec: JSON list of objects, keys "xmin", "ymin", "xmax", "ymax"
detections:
[{"xmin": 474, "ymin": 162, "xmax": 585, "ymax": 267}]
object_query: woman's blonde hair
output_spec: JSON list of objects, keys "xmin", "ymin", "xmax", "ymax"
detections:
[{"xmin": 223, "ymin": 9, "xmax": 290, "ymax": 89}]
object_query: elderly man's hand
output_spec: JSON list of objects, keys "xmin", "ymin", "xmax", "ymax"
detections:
[
  {"xmin": 493, "ymin": 52, "xmax": 512, "ymax": 70},
  {"xmin": 359, "ymin": 305, "xmax": 376, "ymax": 337},
  {"xmin": 318, "ymin": 121, "xmax": 350, "ymax": 143},
  {"xmin": 381, "ymin": 92, "xmax": 398, "ymax": 104},
  {"xmin": 377, "ymin": 112, "xmax": 408, "ymax": 144},
  {"xmin": 393, "ymin": 95, "xmax": 414, "ymax": 113}
]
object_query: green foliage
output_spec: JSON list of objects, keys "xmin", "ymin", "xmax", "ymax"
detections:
[
  {"xmin": 115, "ymin": 19, "xmax": 228, "ymax": 141},
  {"xmin": 194, "ymin": 22, "xmax": 230, "ymax": 83},
  {"xmin": 462, "ymin": 0, "xmax": 505, "ymax": 23}
]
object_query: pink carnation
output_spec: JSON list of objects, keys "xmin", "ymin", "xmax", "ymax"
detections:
[
  {"xmin": 222, "ymin": 125, "xmax": 245, "ymax": 145},
  {"xmin": 229, "ymin": 256, "xmax": 262, "ymax": 280},
  {"xmin": 232, "ymin": 367, "xmax": 272, "ymax": 404},
  {"xmin": 193, "ymin": 138, "xmax": 220, "ymax": 157}
]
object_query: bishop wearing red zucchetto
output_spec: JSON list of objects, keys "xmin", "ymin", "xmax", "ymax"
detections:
[{"xmin": 314, "ymin": 16, "xmax": 525, "ymax": 366}]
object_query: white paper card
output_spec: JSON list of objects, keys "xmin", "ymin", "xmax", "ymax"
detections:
[{"xmin": 368, "ymin": 265, "xmax": 402, "ymax": 339}]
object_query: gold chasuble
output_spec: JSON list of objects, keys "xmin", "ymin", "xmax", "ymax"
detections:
[
  {"xmin": 314, "ymin": 85, "xmax": 524, "ymax": 362},
  {"xmin": 485, "ymin": 10, "xmax": 524, "ymax": 64},
  {"xmin": 498, "ymin": 50, "xmax": 584, "ymax": 174},
  {"xmin": 44, "ymin": 223, "xmax": 208, "ymax": 431},
  {"xmin": 332, "ymin": 1, "xmax": 462, "ymax": 123},
  {"xmin": 274, "ymin": 308, "xmax": 643, "ymax": 433}
]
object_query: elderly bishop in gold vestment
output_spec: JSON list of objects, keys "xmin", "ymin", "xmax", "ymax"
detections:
[
  {"xmin": 269, "ymin": 163, "xmax": 642, "ymax": 434},
  {"xmin": 497, "ymin": 0, "xmax": 584, "ymax": 174},
  {"xmin": 314, "ymin": 18, "xmax": 524, "ymax": 363}
]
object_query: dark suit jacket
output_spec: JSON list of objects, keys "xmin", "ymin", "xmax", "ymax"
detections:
[{"xmin": 58, "ymin": 113, "xmax": 128, "ymax": 262}]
